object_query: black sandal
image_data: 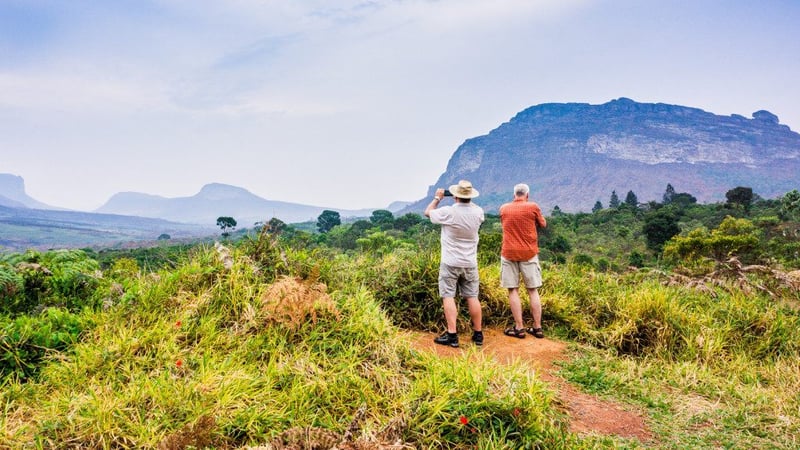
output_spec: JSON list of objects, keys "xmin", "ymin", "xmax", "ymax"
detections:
[
  {"xmin": 504, "ymin": 327, "xmax": 526, "ymax": 339},
  {"xmin": 526, "ymin": 327, "xmax": 544, "ymax": 339}
]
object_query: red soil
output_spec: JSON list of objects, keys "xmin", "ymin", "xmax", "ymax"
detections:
[{"xmin": 406, "ymin": 327, "xmax": 653, "ymax": 442}]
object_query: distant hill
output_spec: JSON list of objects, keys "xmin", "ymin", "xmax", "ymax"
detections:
[
  {"xmin": 0, "ymin": 205, "xmax": 214, "ymax": 252},
  {"xmin": 0, "ymin": 175, "xmax": 412, "ymax": 250},
  {"xmin": 0, "ymin": 174, "xmax": 58, "ymax": 210},
  {"xmin": 95, "ymin": 183, "xmax": 380, "ymax": 225},
  {"xmin": 403, "ymin": 98, "xmax": 800, "ymax": 214},
  {"xmin": 386, "ymin": 200, "xmax": 413, "ymax": 212},
  {"xmin": 0, "ymin": 174, "xmax": 216, "ymax": 251}
]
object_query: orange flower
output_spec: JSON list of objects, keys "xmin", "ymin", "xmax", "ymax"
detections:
[
  {"xmin": 175, "ymin": 320, "xmax": 181, "ymax": 327},
  {"xmin": 176, "ymin": 359, "xmax": 183, "ymax": 368},
  {"xmin": 459, "ymin": 416, "xmax": 468, "ymax": 425},
  {"xmin": 513, "ymin": 407, "xmax": 521, "ymax": 417}
]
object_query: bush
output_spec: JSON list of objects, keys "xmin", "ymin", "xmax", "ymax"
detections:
[
  {"xmin": 348, "ymin": 248, "xmax": 441, "ymax": 329},
  {"xmin": 0, "ymin": 264, "xmax": 25, "ymax": 314},
  {"xmin": 628, "ymin": 251, "xmax": 645, "ymax": 268},
  {"xmin": 43, "ymin": 250, "xmax": 102, "ymax": 311},
  {"xmin": 543, "ymin": 264, "xmax": 800, "ymax": 362},
  {"xmin": 0, "ymin": 308, "xmax": 86, "ymax": 381},
  {"xmin": 1, "ymin": 250, "xmax": 107, "ymax": 315},
  {"xmin": 664, "ymin": 216, "xmax": 762, "ymax": 268},
  {"xmin": 572, "ymin": 253, "xmax": 594, "ymax": 267}
]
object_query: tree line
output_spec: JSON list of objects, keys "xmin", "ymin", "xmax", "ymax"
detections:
[{"xmin": 233, "ymin": 184, "xmax": 800, "ymax": 273}]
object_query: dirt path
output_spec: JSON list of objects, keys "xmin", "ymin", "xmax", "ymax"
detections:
[{"xmin": 406, "ymin": 327, "xmax": 653, "ymax": 443}]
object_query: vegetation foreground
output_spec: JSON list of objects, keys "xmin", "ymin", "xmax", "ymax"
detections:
[{"xmin": 2, "ymin": 188, "xmax": 800, "ymax": 448}]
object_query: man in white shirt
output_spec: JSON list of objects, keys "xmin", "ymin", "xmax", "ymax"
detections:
[{"xmin": 424, "ymin": 180, "xmax": 485, "ymax": 347}]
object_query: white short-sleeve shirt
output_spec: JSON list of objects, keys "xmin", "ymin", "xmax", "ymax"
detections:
[{"xmin": 429, "ymin": 202, "xmax": 485, "ymax": 268}]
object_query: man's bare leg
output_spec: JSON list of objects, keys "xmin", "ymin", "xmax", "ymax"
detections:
[
  {"xmin": 508, "ymin": 287, "xmax": 524, "ymax": 330},
  {"xmin": 527, "ymin": 288, "xmax": 542, "ymax": 329},
  {"xmin": 466, "ymin": 296, "xmax": 482, "ymax": 331},
  {"xmin": 443, "ymin": 297, "xmax": 458, "ymax": 333}
]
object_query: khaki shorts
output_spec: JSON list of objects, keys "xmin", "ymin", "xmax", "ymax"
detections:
[
  {"xmin": 500, "ymin": 255, "xmax": 542, "ymax": 289},
  {"xmin": 438, "ymin": 263, "xmax": 480, "ymax": 298}
]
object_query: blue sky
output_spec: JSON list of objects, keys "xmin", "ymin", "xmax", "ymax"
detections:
[{"xmin": 1, "ymin": 0, "xmax": 799, "ymax": 211}]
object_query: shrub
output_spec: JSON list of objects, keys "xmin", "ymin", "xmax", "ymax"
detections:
[
  {"xmin": 348, "ymin": 248, "xmax": 441, "ymax": 329},
  {"xmin": 664, "ymin": 216, "xmax": 762, "ymax": 268},
  {"xmin": 572, "ymin": 253, "xmax": 594, "ymax": 267},
  {"xmin": 0, "ymin": 264, "xmax": 25, "ymax": 314},
  {"xmin": 0, "ymin": 250, "xmax": 106, "ymax": 315},
  {"xmin": 628, "ymin": 251, "xmax": 645, "ymax": 268},
  {"xmin": 596, "ymin": 258, "xmax": 611, "ymax": 272},
  {"xmin": 0, "ymin": 308, "xmax": 86, "ymax": 381}
]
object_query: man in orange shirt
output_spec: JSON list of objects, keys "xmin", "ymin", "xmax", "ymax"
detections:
[{"xmin": 499, "ymin": 183, "xmax": 547, "ymax": 339}]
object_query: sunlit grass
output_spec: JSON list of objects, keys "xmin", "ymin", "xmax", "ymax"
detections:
[
  {"xmin": 3, "ymin": 245, "xmax": 576, "ymax": 448},
  {"xmin": 558, "ymin": 340, "xmax": 800, "ymax": 448},
  {"xmin": 3, "ymin": 240, "xmax": 799, "ymax": 448}
]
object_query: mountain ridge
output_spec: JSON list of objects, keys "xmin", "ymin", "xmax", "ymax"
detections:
[
  {"xmin": 403, "ymin": 98, "xmax": 800, "ymax": 214},
  {"xmin": 0, "ymin": 175, "xmax": 408, "ymax": 227},
  {"xmin": 4, "ymin": 98, "xmax": 799, "ymax": 233},
  {"xmin": 95, "ymin": 182, "xmax": 394, "ymax": 225}
]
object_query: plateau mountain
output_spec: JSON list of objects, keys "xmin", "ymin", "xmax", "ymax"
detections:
[
  {"xmin": 0, "ymin": 174, "xmax": 58, "ymax": 210},
  {"xmin": 405, "ymin": 98, "xmax": 800, "ymax": 214}
]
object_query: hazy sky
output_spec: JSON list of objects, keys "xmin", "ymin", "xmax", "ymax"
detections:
[{"xmin": 2, "ymin": 0, "xmax": 799, "ymax": 211}]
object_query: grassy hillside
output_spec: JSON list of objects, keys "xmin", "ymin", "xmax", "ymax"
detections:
[{"xmin": 2, "ymin": 191, "xmax": 800, "ymax": 448}]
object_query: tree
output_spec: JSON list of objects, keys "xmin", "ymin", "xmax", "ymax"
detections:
[
  {"xmin": 157, "ymin": 233, "xmax": 171, "ymax": 241},
  {"xmin": 350, "ymin": 219, "xmax": 373, "ymax": 234},
  {"xmin": 663, "ymin": 216, "xmax": 761, "ymax": 264},
  {"xmin": 316, "ymin": 210, "xmax": 341, "ymax": 233},
  {"xmin": 642, "ymin": 209, "xmax": 680, "ymax": 253},
  {"xmin": 725, "ymin": 186, "xmax": 754, "ymax": 212},
  {"xmin": 356, "ymin": 230, "xmax": 407, "ymax": 255},
  {"xmin": 592, "ymin": 201, "xmax": 603, "ymax": 213},
  {"xmin": 624, "ymin": 190, "xmax": 638, "ymax": 208},
  {"xmin": 394, "ymin": 213, "xmax": 423, "ymax": 232},
  {"xmin": 370, "ymin": 209, "xmax": 395, "ymax": 229},
  {"xmin": 545, "ymin": 235, "xmax": 572, "ymax": 254},
  {"xmin": 780, "ymin": 189, "xmax": 800, "ymax": 219},
  {"xmin": 551, "ymin": 205, "xmax": 563, "ymax": 216},
  {"xmin": 326, "ymin": 220, "xmax": 372, "ymax": 250},
  {"xmin": 663, "ymin": 184, "xmax": 676, "ymax": 204},
  {"xmin": 216, "ymin": 216, "xmax": 237, "ymax": 238},
  {"xmin": 671, "ymin": 192, "xmax": 697, "ymax": 208},
  {"xmin": 264, "ymin": 217, "xmax": 287, "ymax": 234},
  {"xmin": 609, "ymin": 190, "xmax": 620, "ymax": 208}
]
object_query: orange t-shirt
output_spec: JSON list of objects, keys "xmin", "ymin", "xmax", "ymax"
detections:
[{"xmin": 499, "ymin": 198, "xmax": 547, "ymax": 261}]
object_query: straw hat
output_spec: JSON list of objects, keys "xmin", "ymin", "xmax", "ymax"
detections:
[{"xmin": 448, "ymin": 180, "xmax": 480, "ymax": 199}]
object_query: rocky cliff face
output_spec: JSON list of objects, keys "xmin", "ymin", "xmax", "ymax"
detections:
[
  {"xmin": 0, "ymin": 174, "xmax": 56, "ymax": 210},
  {"xmin": 406, "ymin": 98, "xmax": 800, "ymax": 214}
]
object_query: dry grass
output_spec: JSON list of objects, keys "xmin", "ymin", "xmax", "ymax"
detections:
[
  {"xmin": 666, "ymin": 256, "xmax": 800, "ymax": 299},
  {"xmin": 259, "ymin": 276, "xmax": 340, "ymax": 333}
]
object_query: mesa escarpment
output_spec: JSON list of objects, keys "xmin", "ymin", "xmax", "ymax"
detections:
[{"xmin": 406, "ymin": 98, "xmax": 800, "ymax": 214}]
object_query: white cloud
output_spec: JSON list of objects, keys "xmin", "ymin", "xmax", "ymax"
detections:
[{"xmin": 0, "ymin": 72, "xmax": 169, "ymax": 113}]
